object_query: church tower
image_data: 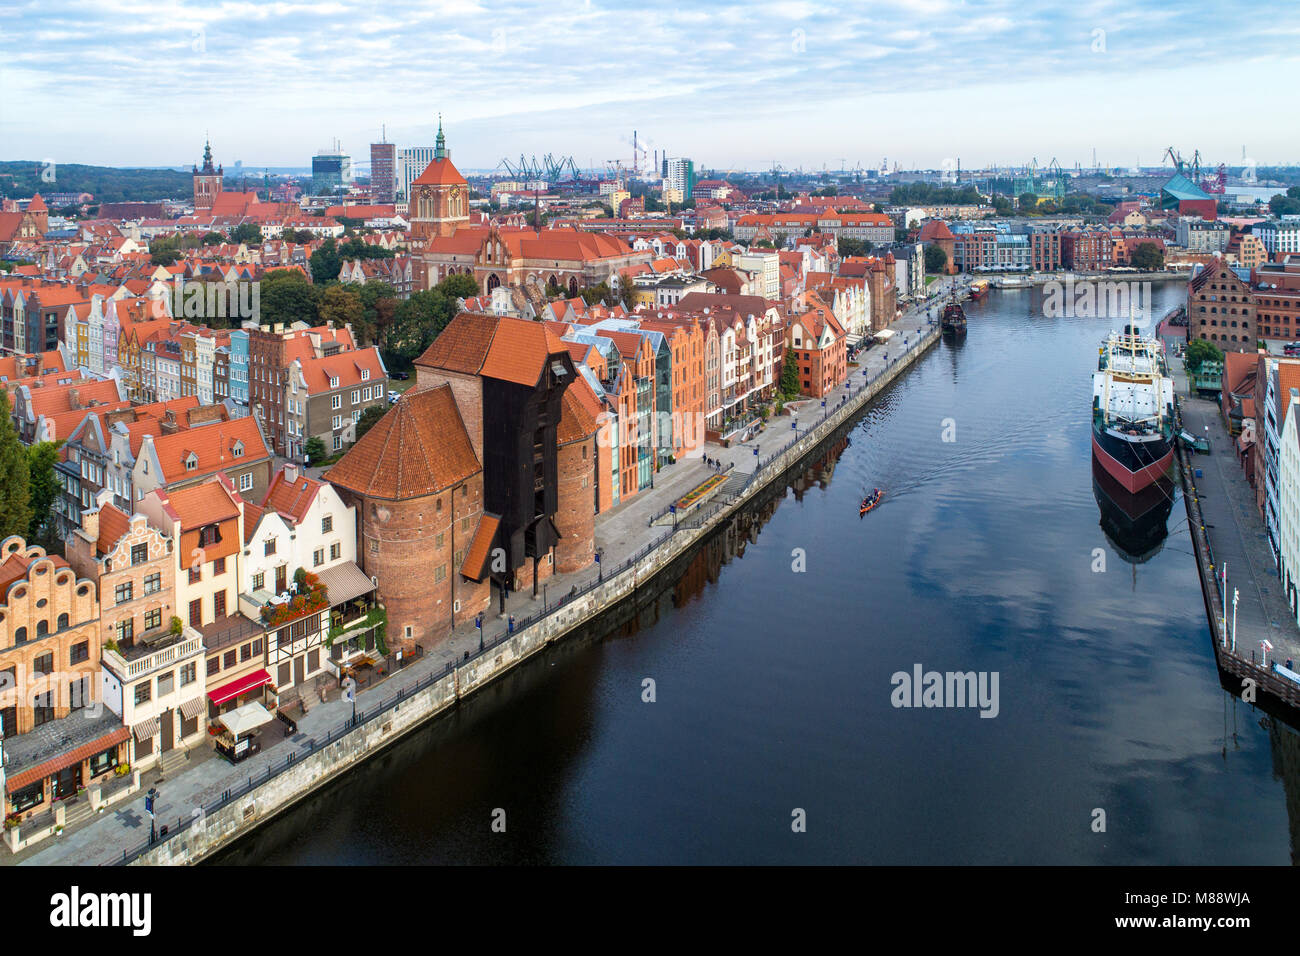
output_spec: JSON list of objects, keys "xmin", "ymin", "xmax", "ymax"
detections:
[
  {"xmin": 193, "ymin": 139, "xmax": 224, "ymax": 212},
  {"xmin": 409, "ymin": 117, "xmax": 469, "ymax": 241}
]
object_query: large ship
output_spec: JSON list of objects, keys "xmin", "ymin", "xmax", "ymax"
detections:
[
  {"xmin": 1091, "ymin": 325, "xmax": 1175, "ymax": 493},
  {"xmin": 941, "ymin": 293, "xmax": 967, "ymax": 337}
]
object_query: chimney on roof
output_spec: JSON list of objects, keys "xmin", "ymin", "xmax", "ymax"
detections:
[
  {"xmin": 81, "ymin": 506, "xmax": 100, "ymax": 544},
  {"xmin": 68, "ymin": 388, "xmax": 81, "ymax": 409},
  {"xmin": 160, "ymin": 410, "xmax": 179, "ymax": 435},
  {"xmin": 284, "ymin": 462, "xmax": 298, "ymax": 485}
]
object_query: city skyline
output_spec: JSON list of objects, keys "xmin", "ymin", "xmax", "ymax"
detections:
[{"xmin": 4, "ymin": 0, "xmax": 1299, "ymax": 172}]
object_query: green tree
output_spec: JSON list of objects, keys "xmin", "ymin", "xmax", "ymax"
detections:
[
  {"xmin": 309, "ymin": 238, "xmax": 343, "ymax": 285},
  {"xmin": 231, "ymin": 222, "xmax": 263, "ymax": 245},
  {"xmin": 259, "ymin": 269, "xmax": 320, "ymax": 327},
  {"xmin": 386, "ymin": 290, "xmax": 456, "ymax": 367},
  {"xmin": 356, "ymin": 279, "xmax": 398, "ymax": 348},
  {"xmin": 304, "ymin": 437, "xmax": 327, "ymax": 465},
  {"xmin": 0, "ymin": 392, "xmax": 31, "ymax": 539},
  {"xmin": 318, "ymin": 284, "xmax": 364, "ymax": 329},
  {"xmin": 355, "ymin": 403, "xmax": 389, "ymax": 442},
  {"xmin": 838, "ymin": 237, "xmax": 872, "ymax": 258},
  {"xmin": 436, "ymin": 273, "xmax": 480, "ymax": 300},
  {"xmin": 1018, "ymin": 192, "xmax": 1039, "ymax": 211},
  {"xmin": 779, "ymin": 351, "xmax": 800, "ymax": 399},
  {"xmin": 1129, "ymin": 241, "xmax": 1165, "ymax": 271},
  {"xmin": 580, "ymin": 282, "xmax": 614, "ymax": 305},
  {"xmin": 27, "ymin": 440, "xmax": 62, "ymax": 543},
  {"xmin": 924, "ymin": 245, "xmax": 949, "ymax": 274},
  {"xmin": 338, "ymin": 236, "xmax": 394, "ymax": 261},
  {"xmin": 150, "ymin": 235, "xmax": 182, "ymax": 267},
  {"xmin": 1184, "ymin": 339, "xmax": 1224, "ymax": 373},
  {"xmin": 201, "ymin": 231, "xmax": 225, "ymax": 246}
]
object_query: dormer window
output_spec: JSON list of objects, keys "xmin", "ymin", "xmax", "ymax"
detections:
[
  {"xmin": 232, "ymin": 440, "xmax": 244, "ymax": 458},
  {"xmin": 329, "ymin": 376, "xmax": 339, "ymax": 388},
  {"xmin": 361, "ymin": 369, "xmax": 370, "ymax": 381},
  {"xmin": 184, "ymin": 452, "xmax": 198, "ymax": 471}
]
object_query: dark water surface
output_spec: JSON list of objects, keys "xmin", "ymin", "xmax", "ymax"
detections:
[{"xmin": 215, "ymin": 282, "xmax": 1300, "ymax": 865}]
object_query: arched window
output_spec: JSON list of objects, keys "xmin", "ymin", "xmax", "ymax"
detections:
[
  {"xmin": 36, "ymin": 620, "xmax": 48, "ymax": 637},
  {"xmin": 58, "ymin": 613, "xmax": 69, "ymax": 629},
  {"xmin": 487, "ymin": 273, "xmax": 501, "ymax": 293},
  {"xmin": 568, "ymin": 277, "xmax": 579, "ymax": 296},
  {"xmin": 14, "ymin": 626, "xmax": 26, "ymax": 644}
]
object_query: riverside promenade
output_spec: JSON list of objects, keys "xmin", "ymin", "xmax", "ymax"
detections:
[
  {"xmin": 13, "ymin": 281, "xmax": 956, "ymax": 866},
  {"xmin": 1173, "ymin": 364, "xmax": 1300, "ymax": 711}
]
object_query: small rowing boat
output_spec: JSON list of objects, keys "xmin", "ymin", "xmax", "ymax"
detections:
[{"xmin": 860, "ymin": 488, "xmax": 884, "ymax": 517}]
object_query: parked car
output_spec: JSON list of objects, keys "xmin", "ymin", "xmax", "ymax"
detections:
[{"xmin": 390, "ymin": 371, "xmax": 410, "ymax": 380}]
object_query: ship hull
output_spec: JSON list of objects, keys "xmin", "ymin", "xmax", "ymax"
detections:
[{"xmin": 1091, "ymin": 426, "xmax": 1173, "ymax": 494}]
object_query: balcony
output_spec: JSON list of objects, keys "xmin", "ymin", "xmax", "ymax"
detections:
[{"xmin": 102, "ymin": 627, "xmax": 204, "ymax": 681}]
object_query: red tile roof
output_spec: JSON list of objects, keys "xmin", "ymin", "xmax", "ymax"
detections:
[
  {"xmin": 262, "ymin": 468, "xmax": 322, "ymax": 525},
  {"xmin": 151, "ymin": 415, "xmax": 270, "ymax": 484},
  {"xmin": 323, "ymin": 384, "xmax": 480, "ymax": 500},
  {"xmin": 416, "ymin": 312, "xmax": 568, "ymax": 387},
  {"xmin": 460, "ymin": 514, "xmax": 500, "ymax": 582}
]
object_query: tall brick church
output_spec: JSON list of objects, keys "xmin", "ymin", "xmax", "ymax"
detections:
[
  {"xmin": 408, "ymin": 119, "xmax": 469, "ymax": 241},
  {"xmin": 193, "ymin": 140, "xmax": 223, "ymax": 212}
]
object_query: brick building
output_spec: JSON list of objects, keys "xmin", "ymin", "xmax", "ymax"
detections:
[
  {"xmin": 1187, "ymin": 257, "xmax": 1256, "ymax": 351},
  {"xmin": 324, "ymin": 384, "xmax": 490, "ymax": 648},
  {"xmin": 0, "ymin": 536, "xmax": 122, "ymax": 820}
]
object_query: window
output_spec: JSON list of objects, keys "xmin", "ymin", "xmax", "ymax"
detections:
[
  {"xmin": 361, "ymin": 368, "xmax": 370, "ymax": 381},
  {"xmin": 32, "ymin": 691, "xmax": 54, "ymax": 727},
  {"xmin": 134, "ymin": 681, "xmax": 151, "ymax": 705},
  {"xmin": 333, "ymin": 435, "xmax": 343, "ymax": 451},
  {"xmin": 239, "ymin": 472, "xmax": 253, "ymax": 493},
  {"xmin": 223, "ymin": 650, "xmax": 236, "ymax": 669},
  {"xmin": 362, "ymin": 386, "xmax": 372, "ymax": 401},
  {"xmin": 329, "ymin": 376, "xmax": 339, "ymax": 389},
  {"xmin": 322, "ymin": 515, "xmax": 333, "ymax": 533},
  {"xmin": 240, "ymin": 642, "xmax": 252, "ymax": 662},
  {"xmin": 189, "ymin": 566, "xmax": 201, "ymax": 585},
  {"xmin": 434, "ymin": 565, "xmax": 447, "ymax": 583},
  {"xmin": 252, "ymin": 638, "xmax": 263, "ymax": 656},
  {"xmin": 351, "ymin": 389, "xmax": 360, "ymax": 405},
  {"xmin": 114, "ymin": 581, "xmax": 133, "ymax": 604},
  {"xmin": 14, "ymin": 626, "xmax": 25, "ymax": 645},
  {"xmin": 131, "ymin": 543, "xmax": 148, "ymax": 565},
  {"xmin": 265, "ymin": 538, "xmax": 277, "ymax": 556},
  {"xmin": 180, "ymin": 662, "xmax": 196, "ymax": 686},
  {"xmin": 70, "ymin": 641, "xmax": 89, "ymax": 665},
  {"xmin": 374, "ymin": 384, "xmax": 383, "ymax": 399},
  {"xmin": 199, "ymin": 524, "xmax": 222, "ymax": 547},
  {"xmin": 330, "ymin": 542, "xmax": 340, "ymax": 561},
  {"xmin": 214, "ymin": 590, "xmax": 226, "ymax": 618},
  {"xmin": 144, "ymin": 572, "xmax": 161, "ymax": 595},
  {"xmin": 332, "ymin": 394, "xmax": 342, "ymax": 410},
  {"xmin": 157, "ymin": 671, "xmax": 174, "ymax": 697},
  {"xmin": 10, "ymin": 780, "xmax": 43, "ymax": 813},
  {"xmin": 145, "ymin": 608, "xmax": 162, "ymax": 631},
  {"xmin": 33, "ymin": 652, "xmax": 54, "ymax": 676},
  {"xmin": 253, "ymin": 571, "xmax": 265, "ymax": 591},
  {"xmin": 207, "ymin": 656, "xmax": 220, "ymax": 677},
  {"xmin": 313, "ymin": 548, "xmax": 324, "ymax": 567},
  {"xmin": 117, "ymin": 618, "xmax": 134, "ymax": 645},
  {"xmin": 89, "ymin": 746, "xmax": 116, "ymax": 778},
  {"xmin": 332, "ymin": 415, "xmax": 343, "ymax": 430},
  {"xmin": 214, "ymin": 556, "xmax": 226, "ymax": 575}
]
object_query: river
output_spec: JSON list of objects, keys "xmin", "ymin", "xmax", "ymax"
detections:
[{"xmin": 211, "ymin": 280, "xmax": 1300, "ymax": 865}]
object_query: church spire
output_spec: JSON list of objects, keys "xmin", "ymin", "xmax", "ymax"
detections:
[{"xmin": 434, "ymin": 115, "xmax": 447, "ymax": 160}]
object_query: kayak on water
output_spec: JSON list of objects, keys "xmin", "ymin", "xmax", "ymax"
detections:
[{"xmin": 860, "ymin": 487, "xmax": 884, "ymax": 517}]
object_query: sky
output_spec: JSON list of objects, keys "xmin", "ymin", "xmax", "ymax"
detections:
[{"xmin": 3, "ymin": 0, "xmax": 1299, "ymax": 174}]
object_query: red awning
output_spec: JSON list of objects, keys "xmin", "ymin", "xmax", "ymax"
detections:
[{"xmin": 207, "ymin": 669, "xmax": 272, "ymax": 706}]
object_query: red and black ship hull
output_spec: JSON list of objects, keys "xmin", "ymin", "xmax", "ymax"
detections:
[{"xmin": 1091, "ymin": 424, "xmax": 1173, "ymax": 494}]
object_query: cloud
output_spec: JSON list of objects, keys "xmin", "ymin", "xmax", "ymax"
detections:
[{"xmin": 1, "ymin": 0, "xmax": 1297, "ymax": 168}]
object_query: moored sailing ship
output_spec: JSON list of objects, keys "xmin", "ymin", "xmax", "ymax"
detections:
[{"xmin": 941, "ymin": 294, "xmax": 967, "ymax": 337}]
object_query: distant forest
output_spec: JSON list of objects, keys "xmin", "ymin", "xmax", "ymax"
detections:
[{"xmin": 0, "ymin": 161, "xmax": 193, "ymax": 204}]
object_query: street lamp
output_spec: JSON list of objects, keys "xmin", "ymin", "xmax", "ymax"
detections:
[
  {"xmin": 1232, "ymin": 589, "xmax": 1239, "ymax": 652},
  {"xmin": 145, "ymin": 786, "xmax": 159, "ymax": 843}
]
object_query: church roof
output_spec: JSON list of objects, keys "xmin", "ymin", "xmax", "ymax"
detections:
[{"xmin": 412, "ymin": 158, "xmax": 466, "ymax": 187}]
